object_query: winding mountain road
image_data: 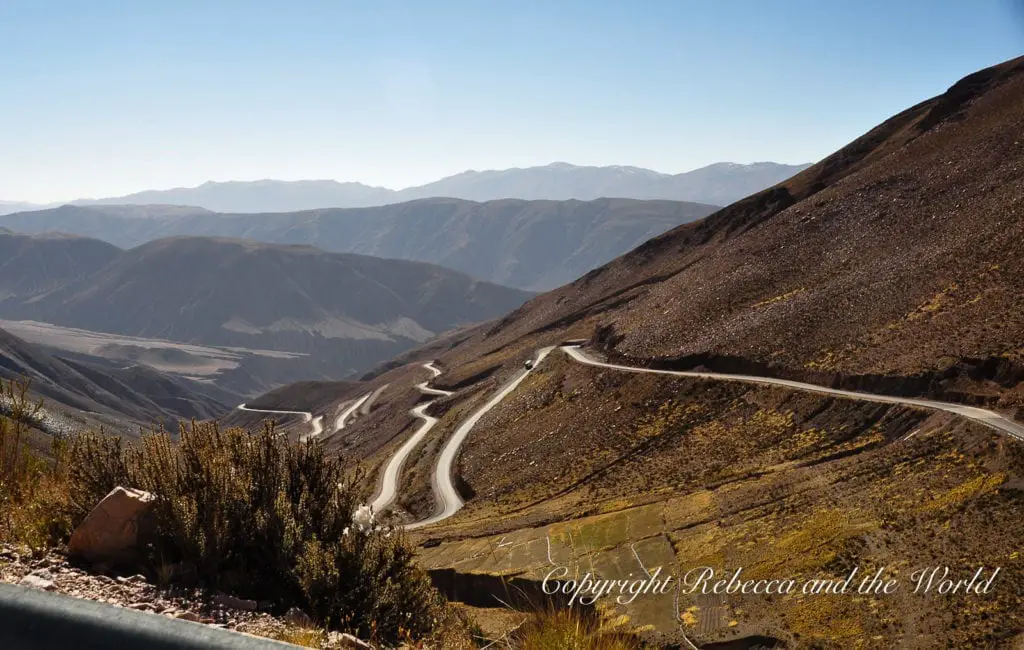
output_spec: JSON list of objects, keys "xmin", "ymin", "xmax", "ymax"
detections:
[
  {"xmin": 398, "ymin": 344, "xmax": 1021, "ymax": 528},
  {"xmin": 417, "ymin": 362, "xmax": 455, "ymax": 396},
  {"xmin": 562, "ymin": 345, "xmax": 1024, "ymax": 442},
  {"xmin": 250, "ymin": 342, "xmax": 1024, "ymax": 531},
  {"xmin": 237, "ymin": 385, "xmax": 385, "ymax": 443},
  {"xmin": 370, "ymin": 365, "xmax": 453, "ymax": 514},
  {"xmin": 406, "ymin": 347, "xmax": 554, "ymax": 530},
  {"xmin": 333, "ymin": 393, "xmax": 371, "ymax": 435},
  {"xmin": 360, "ymin": 384, "xmax": 390, "ymax": 415},
  {"xmin": 236, "ymin": 403, "xmax": 323, "ymax": 439}
]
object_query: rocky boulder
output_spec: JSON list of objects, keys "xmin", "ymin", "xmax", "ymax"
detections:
[
  {"xmin": 19, "ymin": 569, "xmax": 56, "ymax": 591},
  {"xmin": 68, "ymin": 486, "xmax": 156, "ymax": 566}
]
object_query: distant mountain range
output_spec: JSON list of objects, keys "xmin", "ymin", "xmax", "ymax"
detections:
[
  {"xmin": 0, "ymin": 230, "xmax": 530, "ymax": 396},
  {"xmin": 0, "ymin": 198, "xmax": 718, "ymax": 291},
  {"xmin": 399, "ymin": 161, "xmax": 810, "ymax": 206},
  {"xmin": 0, "ymin": 201, "xmax": 40, "ymax": 214},
  {"xmin": 0, "ymin": 161, "xmax": 809, "ymax": 215}
]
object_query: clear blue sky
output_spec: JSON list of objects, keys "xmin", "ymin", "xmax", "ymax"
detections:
[{"xmin": 1, "ymin": 1, "xmax": 1021, "ymax": 202}]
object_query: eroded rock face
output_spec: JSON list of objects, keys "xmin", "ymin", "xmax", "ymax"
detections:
[{"xmin": 68, "ymin": 486, "xmax": 156, "ymax": 566}]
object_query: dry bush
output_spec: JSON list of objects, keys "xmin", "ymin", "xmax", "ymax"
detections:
[
  {"xmin": 269, "ymin": 626, "xmax": 327, "ymax": 648},
  {"xmin": 0, "ymin": 379, "xmax": 466, "ymax": 644},
  {"xmin": 511, "ymin": 608, "xmax": 648, "ymax": 650},
  {"xmin": 0, "ymin": 379, "xmax": 40, "ymax": 517},
  {"xmin": 0, "ymin": 377, "xmax": 72, "ymax": 548},
  {"xmin": 63, "ymin": 420, "xmax": 450, "ymax": 645}
]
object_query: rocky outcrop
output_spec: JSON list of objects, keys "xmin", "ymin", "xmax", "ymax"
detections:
[
  {"xmin": 68, "ymin": 486, "xmax": 155, "ymax": 566},
  {"xmin": 18, "ymin": 568, "xmax": 56, "ymax": 591},
  {"xmin": 212, "ymin": 593, "xmax": 258, "ymax": 612}
]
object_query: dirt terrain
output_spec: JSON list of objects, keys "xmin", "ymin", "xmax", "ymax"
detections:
[
  {"xmin": 426, "ymin": 56, "xmax": 1024, "ymax": 410},
  {"xmin": 416, "ymin": 352, "xmax": 1024, "ymax": 647},
  {"xmin": 299, "ymin": 345, "xmax": 1024, "ymax": 647},
  {"xmin": 242, "ymin": 57, "xmax": 1024, "ymax": 647}
]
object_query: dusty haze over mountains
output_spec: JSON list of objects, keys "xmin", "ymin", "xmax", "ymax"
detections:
[
  {"xmin": 3, "ymin": 1, "xmax": 1023, "ymax": 647},
  {"xmin": 0, "ymin": 161, "xmax": 808, "ymax": 214},
  {"xmin": 0, "ymin": 230, "xmax": 530, "ymax": 398},
  {"xmin": 0, "ymin": 198, "xmax": 718, "ymax": 291},
  {"xmin": 0, "ymin": 325, "xmax": 233, "ymax": 432}
]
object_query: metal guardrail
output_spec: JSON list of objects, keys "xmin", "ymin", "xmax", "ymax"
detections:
[{"xmin": 0, "ymin": 584, "xmax": 301, "ymax": 650}]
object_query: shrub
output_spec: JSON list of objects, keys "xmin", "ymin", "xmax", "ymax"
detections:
[
  {"xmin": 0, "ymin": 378, "xmax": 40, "ymax": 506},
  {"xmin": 0, "ymin": 378, "xmax": 466, "ymax": 645},
  {"xmin": 513, "ymin": 608, "xmax": 648, "ymax": 650},
  {"xmin": 0, "ymin": 377, "xmax": 73, "ymax": 548},
  {"xmin": 65, "ymin": 420, "xmax": 448, "ymax": 645},
  {"xmin": 0, "ymin": 376, "xmax": 77, "ymax": 439}
]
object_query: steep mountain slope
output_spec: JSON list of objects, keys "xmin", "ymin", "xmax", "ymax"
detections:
[
  {"xmin": 0, "ymin": 326, "xmax": 230, "ymax": 428},
  {"xmin": 0, "ymin": 198, "xmax": 717, "ymax": 290},
  {"xmin": 273, "ymin": 57, "xmax": 1024, "ymax": 647},
  {"xmin": 0, "ymin": 235, "xmax": 531, "ymax": 395},
  {"xmin": 435, "ymin": 56, "xmax": 1024, "ymax": 406},
  {"xmin": 0, "ymin": 230, "xmax": 121, "ymax": 300}
]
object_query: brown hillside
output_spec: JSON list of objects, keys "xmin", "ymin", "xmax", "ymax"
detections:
[
  {"xmin": 430, "ymin": 56, "xmax": 1024, "ymax": 410},
  {"xmin": 0, "ymin": 230, "xmax": 120, "ymax": 299},
  {"xmin": 311, "ymin": 57, "xmax": 1024, "ymax": 648}
]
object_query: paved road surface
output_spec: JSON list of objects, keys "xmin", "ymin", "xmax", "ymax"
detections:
[
  {"xmin": 236, "ymin": 403, "xmax": 323, "ymax": 440},
  {"xmin": 332, "ymin": 394, "xmax": 371, "ymax": 435},
  {"xmin": 407, "ymin": 347, "xmax": 554, "ymax": 529},
  {"xmin": 370, "ymin": 365, "xmax": 453, "ymax": 514},
  {"xmin": 562, "ymin": 346, "xmax": 1024, "ymax": 441},
  {"xmin": 360, "ymin": 384, "xmax": 389, "ymax": 415}
]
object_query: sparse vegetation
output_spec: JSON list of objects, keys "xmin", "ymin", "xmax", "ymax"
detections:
[
  {"xmin": 417, "ymin": 353, "xmax": 1024, "ymax": 647},
  {"xmin": 0, "ymin": 377, "xmax": 467, "ymax": 646},
  {"xmin": 511, "ymin": 608, "xmax": 648, "ymax": 650},
  {"xmin": 752, "ymin": 287, "xmax": 806, "ymax": 308},
  {"xmin": 0, "ymin": 377, "xmax": 73, "ymax": 549},
  {"xmin": 0, "ymin": 376, "xmax": 76, "ymax": 440},
  {"xmin": 61, "ymin": 420, "xmax": 452, "ymax": 645},
  {"xmin": 269, "ymin": 626, "xmax": 328, "ymax": 648}
]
